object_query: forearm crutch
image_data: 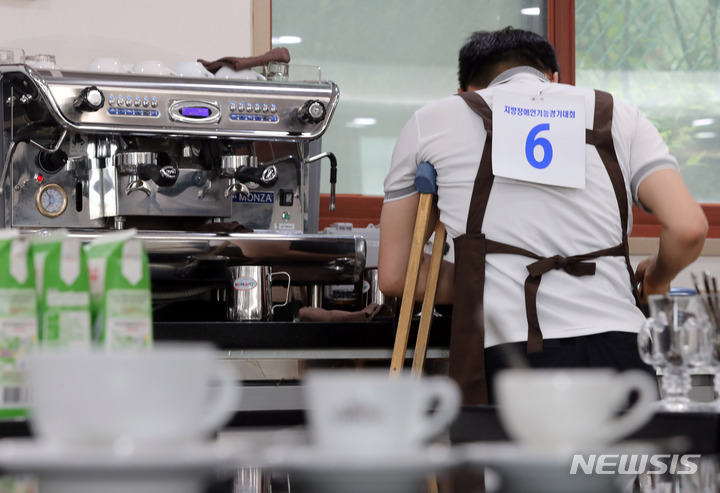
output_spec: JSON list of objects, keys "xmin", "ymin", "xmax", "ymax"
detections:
[{"xmin": 390, "ymin": 162, "xmax": 446, "ymax": 378}]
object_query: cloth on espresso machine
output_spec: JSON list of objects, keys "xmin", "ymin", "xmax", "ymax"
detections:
[
  {"xmin": 198, "ymin": 47, "xmax": 291, "ymax": 74},
  {"xmin": 194, "ymin": 221, "xmax": 254, "ymax": 234},
  {"xmin": 298, "ymin": 303, "xmax": 384, "ymax": 322}
]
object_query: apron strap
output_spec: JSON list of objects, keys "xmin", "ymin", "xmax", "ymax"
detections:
[
  {"xmin": 449, "ymin": 91, "xmax": 494, "ymax": 405},
  {"xmin": 487, "ymin": 239, "xmax": 626, "ymax": 353},
  {"xmin": 457, "ymin": 91, "xmax": 496, "ymax": 232},
  {"xmin": 586, "ymin": 90, "xmax": 641, "ymax": 307}
]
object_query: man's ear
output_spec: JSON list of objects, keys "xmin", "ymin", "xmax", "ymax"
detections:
[{"xmin": 550, "ymin": 72, "xmax": 559, "ymax": 83}]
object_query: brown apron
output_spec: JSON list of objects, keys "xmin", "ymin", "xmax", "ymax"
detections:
[{"xmin": 448, "ymin": 89, "xmax": 640, "ymax": 406}]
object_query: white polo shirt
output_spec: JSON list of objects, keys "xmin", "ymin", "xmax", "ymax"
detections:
[{"xmin": 383, "ymin": 67, "xmax": 679, "ymax": 347}]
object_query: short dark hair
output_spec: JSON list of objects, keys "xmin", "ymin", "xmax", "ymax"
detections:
[{"xmin": 458, "ymin": 27, "xmax": 560, "ymax": 90}]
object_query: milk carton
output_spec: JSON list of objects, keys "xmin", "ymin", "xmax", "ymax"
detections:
[
  {"xmin": 0, "ymin": 475, "xmax": 37, "ymax": 493},
  {"xmin": 0, "ymin": 230, "xmax": 37, "ymax": 419},
  {"xmin": 85, "ymin": 230, "xmax": 153, "ymax": 350},
  {"xmin": 31, "ymin": 230, "xmax": 92, "ymax": 350}
]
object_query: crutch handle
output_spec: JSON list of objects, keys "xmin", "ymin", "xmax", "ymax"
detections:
[{"xmin": 415, "ymin": 161, "xmax": 438, "ymax": 194}]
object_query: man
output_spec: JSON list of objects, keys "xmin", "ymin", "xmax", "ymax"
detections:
[{"xmin": 378, "ymin": 27, "xmax": 707, "ymax": 405}]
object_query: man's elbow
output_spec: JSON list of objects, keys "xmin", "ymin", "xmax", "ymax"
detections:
[
  {"xmin": 690, "ymin": 216, "xmax": 709, "ymax": 252},
  {"xmin": 377, "ymin": 269, "xmax": 405, "ymax": 299},
  {"xmin": 675, "ymin": 212, "xmax": 708, "ymax": 256}
]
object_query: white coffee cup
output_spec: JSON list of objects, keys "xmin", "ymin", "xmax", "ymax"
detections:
[
  {"xmin": 0, "ymin": 48, "xmax": 25, "ymax": 64},
  {"xmin": 27, "ymin": 343, "xmax": 238, "ymax": 448},
  {"xmin": 303, "ymin": 370, "xmax": 460, "ymax": 456},
  {"xmin": 133, "ymin": 60, "xmax": 176, "ymax": 76},
  {"xmin": 87, "ymin": 57, "xmax": 125, "ymax": 73},
  {"xmin": 26, "ymin": 54, "xmax": 57, "ymax": 70},
  {"xmin": 173, "ymin": 61, "xmax": 214, "ymax": 78},
  {"xmin": 215, "ymin": 66, "xmax": 266, "ymax": 80},
  {"xmin": 495, "ymin": 368, "xmax": 657, "ymax": 451}
]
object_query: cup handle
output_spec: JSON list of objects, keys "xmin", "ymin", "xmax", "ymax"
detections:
[
  {"xmin": 637, "ymin": 319, "xmax": 656, "ymax": 366},
  {"xmin": 412, "ymin": 378, "xmax": 461, "ymax": 443},
  {"xmin": 196, "ymin": 359, "xmax": 238, "ymax": 438},
  {"xmin": 600, "ymin": 370, "xmax": 658, "ymax": 444},
  {"xmin": 271, "ymin": 271, "xmax": 292, "ymax": 314}
]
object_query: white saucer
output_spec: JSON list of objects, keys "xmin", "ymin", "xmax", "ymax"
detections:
[
  {"xmin": 0, "ymin": 438, "xmax": 251, "ymax": 474},
  {"xmin": 264, "ymin": 445, "xmax": 456, "ymax": 493},
  {"xmin": 456, "ymin": 441, "xmax": 657, "ymax": 493},
  {"xmin": 265, "ymin": 444, "xmax": 455, "ymax": 473}
]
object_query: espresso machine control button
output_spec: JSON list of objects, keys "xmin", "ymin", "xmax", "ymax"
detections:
[
  {"xmin": 297, "ymin": 100, "xmax": 326, "ymax": 124},
  {"xmin": 73, "ymin": 86, "xmax": 105, "ymax": 112},
  {"xmin": 279, "ymin": 189, "xmax": 294, "ymax": 206}
]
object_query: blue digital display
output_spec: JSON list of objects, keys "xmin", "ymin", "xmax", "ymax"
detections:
[{"xmin": 181, "ymin": 107, "xmax": 211, "ymax": 118}]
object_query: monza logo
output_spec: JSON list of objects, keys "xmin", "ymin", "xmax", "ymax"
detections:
[
  {"xmin": 570, "ymin": 454, "xmax": 701, "ymax": 476},
  {"xmin": 233, "ymin": 277, "xmax": 258, "ymax": 291},
  {"xmin": 232, "ymin": 191, "xmax": 275, "ymax": 203}
]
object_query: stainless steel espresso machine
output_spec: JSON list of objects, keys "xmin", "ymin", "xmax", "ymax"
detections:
[{"xmin": 0, "ymin": 63, "xmax": 366, "ymax": 321}]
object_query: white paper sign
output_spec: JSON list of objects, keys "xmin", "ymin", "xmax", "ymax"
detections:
[{"xmin": 492, "ymin": 88, "xmax": 586, "ymax": 189}]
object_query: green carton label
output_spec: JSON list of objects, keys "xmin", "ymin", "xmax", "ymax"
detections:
[
  {"xmin": 86, "ymin": 232, "xmax": 153, "ymax": 350},
  {"xmin": 0, "ymin": 233, "xmax": 37, "ymax": 415},
  {"xmin": 32, "ymin": 233, "xmax": 91, "ymax": 349}
]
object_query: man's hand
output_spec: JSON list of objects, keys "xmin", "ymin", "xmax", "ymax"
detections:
[{"xmin": 634, "ymin": 255, "xmax": 671, "ymax": 304}]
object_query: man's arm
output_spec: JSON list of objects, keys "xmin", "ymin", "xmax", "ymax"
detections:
[
  {"xmin": 635, "ymin": 168, "xmax": 708, "ymax": 299},
  {"xmin": 378, "ymin": 195, "xmax": 455, "ymax": 304}
]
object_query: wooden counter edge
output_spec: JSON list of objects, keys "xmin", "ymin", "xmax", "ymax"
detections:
[{"xmin": 630, "ymin": 237, "xmax": 720, "ymax": 257}]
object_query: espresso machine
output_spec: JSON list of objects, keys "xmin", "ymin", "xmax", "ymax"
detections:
[{"xmin": 0, "ymin": 62, "xmax": 366, "ymax": 321}]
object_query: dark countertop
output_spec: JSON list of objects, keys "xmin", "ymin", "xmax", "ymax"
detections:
[
  {"xmin": 450, "ymin": 405, "xmax": 720, "ymax": 455},
  {"xmin": 152, "ymin": 315, "xmax": 452, "ymax": 350}
]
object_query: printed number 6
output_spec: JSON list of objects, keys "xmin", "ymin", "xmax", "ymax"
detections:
[{"xmin": 525, "ymin": 123, "xmax": 553, "ymax": 169}]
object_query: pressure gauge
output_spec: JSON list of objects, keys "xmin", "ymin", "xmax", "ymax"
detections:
[{"xmin": 35, "ymin": 183, "xmax": 68, "ymax": 218}]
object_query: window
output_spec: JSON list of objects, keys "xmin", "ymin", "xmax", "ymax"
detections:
[
  {"xmin": 576, "ymin": 0, "xmax": 720, "ymax": 203},
  {"xmin": 272, "ymin": 0, "xmax": 549, "ymax": 196}
]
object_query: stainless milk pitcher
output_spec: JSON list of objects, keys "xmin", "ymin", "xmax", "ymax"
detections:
[
  {"xmin": 227, "ymin": 265, "xmax": 291, "ymax": 321},
  {"xmin": 363, "ymin": 268, "xmax": 395, "ymax": 313}
]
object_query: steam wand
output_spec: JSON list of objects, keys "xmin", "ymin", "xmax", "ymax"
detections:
[
  {"xmin": 303, "ymin": 151, "xmax": 337, "ymax": 211},
  {"xmin": 1, "ymin": 130, "xmax": 69, "ymax": 196},
  {"xmin": 260, "ymin": 152, "xmax": 338, "ymax": 211}
]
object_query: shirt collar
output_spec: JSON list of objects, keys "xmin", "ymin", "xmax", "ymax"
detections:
[{"xmin": 488, "ymin": 66, "xmax": 549, "ymax": 87}]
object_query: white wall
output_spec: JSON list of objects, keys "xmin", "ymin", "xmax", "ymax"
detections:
[{"xmin": 0, "ymin": 0, "xmax": 254, "ymax": 70}]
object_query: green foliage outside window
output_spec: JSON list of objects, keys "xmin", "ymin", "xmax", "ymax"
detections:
[{"xmin": 576, "ymin": 0, "xmax": 720, "ymax": 202}]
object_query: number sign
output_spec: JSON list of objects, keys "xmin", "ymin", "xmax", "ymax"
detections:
[{"xmin": 492, "ymin": 88, "xmax": 586, "ymax": 189}]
